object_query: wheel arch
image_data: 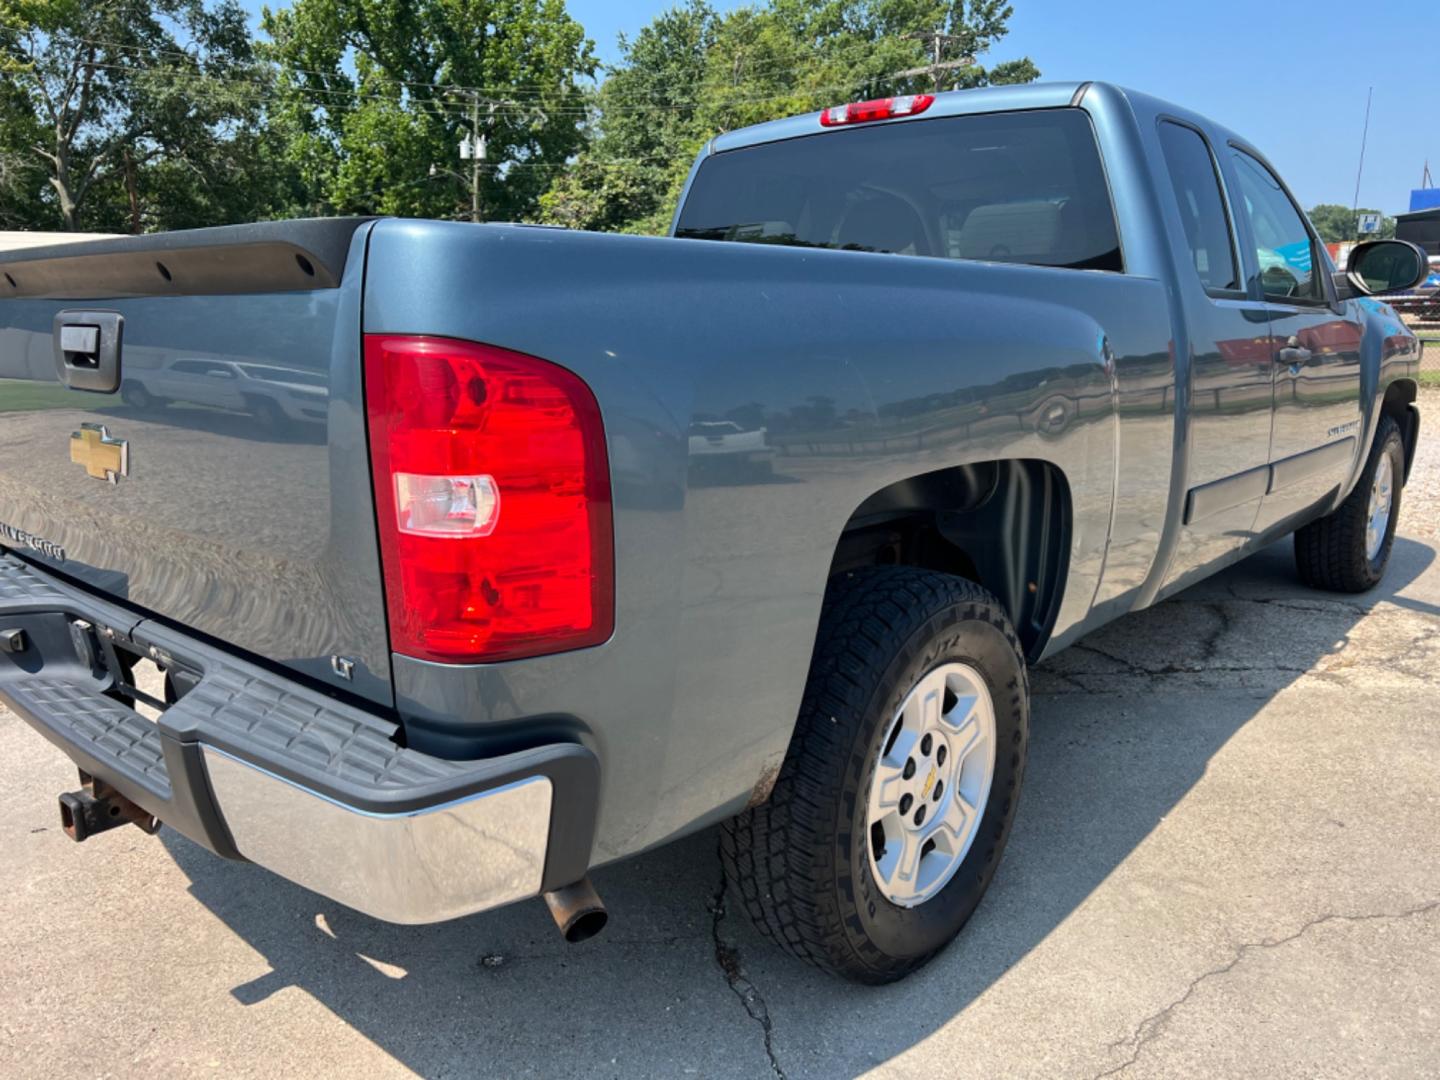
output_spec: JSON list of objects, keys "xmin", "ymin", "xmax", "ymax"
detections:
[{"xmin": 826, "ymin": 458, "xmax": 1073, "ymax": 662}]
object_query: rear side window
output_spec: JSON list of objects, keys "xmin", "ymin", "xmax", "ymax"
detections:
[
  {"xmin": 676, "ymin": 109, "xmax": 1122, "ymax": 272},
  {"xmin": 1229, "ymin": 148, "xmax": 1324, "ymax": 303},
  {"xmin": 1157, "ymin": 122, "xmax": 1239, "ymax": 292},
  {"xmin": 170, "ymin": 360, "xmax": 231, "ymax": 376}
]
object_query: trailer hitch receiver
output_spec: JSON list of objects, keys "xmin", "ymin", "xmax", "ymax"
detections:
[{"xmin": 58, "ymin": 771, "xmax": 161, "ymax": 842}]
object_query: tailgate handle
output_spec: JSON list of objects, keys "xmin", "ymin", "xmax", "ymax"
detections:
[{"xmin": 53, "ymin": 311, "xmax": 123, "ymax": 393}]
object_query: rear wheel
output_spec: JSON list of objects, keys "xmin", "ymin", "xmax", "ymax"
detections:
[
  {"xmin": 720, "ymin": 567, "xmax": 1028, "ymax": 983},
  {"xmin": 1295, "ymin": 414, "xmax": 1405, "ymax": 592}
]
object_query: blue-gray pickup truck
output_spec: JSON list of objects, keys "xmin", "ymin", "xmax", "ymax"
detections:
[{"xmin": 0, "ymin": 82, "xmax": 1427, "ymax": 983}]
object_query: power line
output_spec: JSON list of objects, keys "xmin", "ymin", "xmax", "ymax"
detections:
[
  {"xmin": 33, "ymin": 52, "xmax": 902, "ymax": 119},
  {"xmin": 11, "ymin": 34, "xmax": 941, "ymax": 214},
  {"xmin": 75, "ymin": 34, "xmax": 917, "ymax": 101},
  {"xmin": 73, "ymin": 36, "xmax": 877, "ymax": 102},
  {"xmin": 64, "ymin": 34, "xmax": 921, "ymax": 109},
  {"xmin": 77, "ymin": 36, "xmax": 596, "ymax": 101},
  {"xmin": 39, "ymin": 56, "xmax": 588, "ymax": 115}
]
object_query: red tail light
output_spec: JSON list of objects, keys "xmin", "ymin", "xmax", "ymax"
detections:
[
  {"xmin": 819, "ymin": 94, "xmax": 935, "ymax": 127},
  {"xmin": 364, "ymin": 335, "xmax": 613, "ymax": 663}
]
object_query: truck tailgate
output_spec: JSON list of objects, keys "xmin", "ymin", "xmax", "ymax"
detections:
[{"xmin": 0, "ymin": 220, "xmax": 392, "ymax": 704}]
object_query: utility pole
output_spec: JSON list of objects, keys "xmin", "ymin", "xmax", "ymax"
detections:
[
  {"xmin": 123, "ymin": 147, "xmax": 141, "ymax": 235},
  {"xmin": 470, "ymin": 94, "xmax": 482, "ymax": 222},
  {"xmin": 897, "ymin": 31, "xmax": 973, "ymax": 92},
  {"xmin": 455, "ymin": 90, "xmax": 496, "ymax": 223}
]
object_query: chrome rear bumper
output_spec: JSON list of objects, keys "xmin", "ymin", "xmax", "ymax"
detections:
[
  {"xmin": 203, "ymin": 748, "xmax": 554, "ymax": 924},
  {"xmin": 0, "ymin": 552, "xmax": 599, "ymax": 924}
]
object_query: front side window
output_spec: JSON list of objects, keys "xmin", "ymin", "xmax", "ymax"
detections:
[
  {"xmin": 1229, "ymin": 149, "xmax": 1323, "ymax": 303},
  {"xmin": 676, "ymin": 109, "xmax": 1122, "ymax": 273},
  {"xmin": 1157, "ymin": 122, "xmax": 1238, "ymax": 292}
]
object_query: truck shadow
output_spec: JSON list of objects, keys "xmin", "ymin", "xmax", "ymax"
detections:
[{"xmin": 160, "ymin": 534, "xmax": 1437, "ymax": 1079}]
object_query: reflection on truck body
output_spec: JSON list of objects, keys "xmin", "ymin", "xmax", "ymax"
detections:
[{"xmin": 122, "ymin": 356, "xmax": 329, "ymax": 432}]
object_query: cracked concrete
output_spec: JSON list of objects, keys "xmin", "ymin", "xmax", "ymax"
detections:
[
  {"xmin": 710, "ymin": 867, "xmax": 787, "ymax": 1080},
  {"xmin": 1095, "ymin": 900, "xmax": 1440, "ymax": 1079},
  {"xmin": 1, "ymin": 389, "xmax": 1438, "ymax": 1077}
]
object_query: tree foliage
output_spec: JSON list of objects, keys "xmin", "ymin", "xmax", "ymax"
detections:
[
  {"xmin": 0, "ymin": 0, "xmax": 1042, "ymax": 233},
  {"xmin": 0, "ymin": 0, "xmax": 286, "ymax": 231},
  {"xmin": 261, "ymin": 0, "xmax": 597, "ymax": 221},
  {"xmin": 1307, "ymin": 203, "xmax": 1396, "ymax": 243},
  {"xmin": 538, "ymin": 0, "xmax": 1040, "ymax": 234}
]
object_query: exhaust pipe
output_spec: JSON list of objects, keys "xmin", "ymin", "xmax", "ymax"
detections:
[
  {"xmin": 58, "ymin": 771, "xmax": 161, "ymax": 842},
  {"xmin": 543, "ymin": 877, "xmax": 608, "ymax": 943}
]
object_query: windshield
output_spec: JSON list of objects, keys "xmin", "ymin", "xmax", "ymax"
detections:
[{"xmin": 675, "ymin": 108, "xmax": 1122, "ymax": 273}]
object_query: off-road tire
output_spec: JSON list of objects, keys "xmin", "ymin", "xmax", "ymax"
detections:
[
  {"xmin": 720, "ymin": 567, "xmax": 1028, "ymax": 984},
  {"xmin": 1295, "ymin": 414, "xmax": 1405, "ymax": 593}
]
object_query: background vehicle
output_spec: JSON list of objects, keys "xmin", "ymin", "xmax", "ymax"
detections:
[
  {"xmin": 122, "ymin": 357, "xmax": 329, "ymax": 430},
  {"xmin": 0, "ymin": 82, "xmax": 1425, "ymax": 983},
  {"xmin": 686, "ymin": 419, "xmax": 773, "ymax": 479}
]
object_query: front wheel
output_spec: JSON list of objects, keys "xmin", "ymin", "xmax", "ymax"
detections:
[
  {"xmin": 250, "ymin": 396, "xmax": 287, "ymax": 435},
  {"xmin": 720, "ymin": 567, "xmax": 1028, "ymax": 983},
  {"xmin": 1295, "ymin": 414, "xmax": 1405, "ymax": 593}
]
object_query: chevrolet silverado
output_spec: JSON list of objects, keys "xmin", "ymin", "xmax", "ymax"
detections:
[{"xmin": 0, "ymin": 81, "xmax": 1427, "ymax": 983}]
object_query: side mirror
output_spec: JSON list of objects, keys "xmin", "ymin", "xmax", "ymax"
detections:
[{"xmin": 1345, "ymin": 239, "xmax": 1429, "ymax": 296}]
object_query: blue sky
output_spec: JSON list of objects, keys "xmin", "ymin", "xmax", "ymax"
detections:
[{"xmin": 245, "ymin": 0, "xmax": 1440, "ymax": 216}]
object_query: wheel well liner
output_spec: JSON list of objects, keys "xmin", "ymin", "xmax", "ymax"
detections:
[
  {"xmin": 828, "ymin": 460, "xmax": 1071, "ymax": 661},
  {"xmin": 1381, "ymin": 379, "xmax": 1419, "ymax": 484}
]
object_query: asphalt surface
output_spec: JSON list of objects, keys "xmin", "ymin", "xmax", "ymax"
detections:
[{"xmin": 3, "ymin": 393, "xmax": 1439, "ymax": 1079}]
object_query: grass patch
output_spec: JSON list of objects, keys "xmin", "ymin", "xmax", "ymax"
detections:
[
  {"xmin": 0, "ymin": 381, "xmax": 99, "ymax": 413},
  {"xmin": 1420, "ymin": 370, "xmax": 1440, "ymax": 387}
]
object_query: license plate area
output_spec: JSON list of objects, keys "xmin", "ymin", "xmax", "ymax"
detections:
[
  {"xmin": 68, "ymin": 618, "xmax": 199, "ymax": 721},
  {"xmin": 0, "ymin": 610, "xmax": 199, "ymax": 724}
]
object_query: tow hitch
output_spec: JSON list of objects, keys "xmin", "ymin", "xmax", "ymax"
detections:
[{"xmin": 58, "ymin": 770, "xmax": 161, "ymax": 842}]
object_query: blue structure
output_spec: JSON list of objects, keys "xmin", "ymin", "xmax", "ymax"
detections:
[{"xmin": 1409, "ymin": 188, "xmax": 1440, "ymax": 212}]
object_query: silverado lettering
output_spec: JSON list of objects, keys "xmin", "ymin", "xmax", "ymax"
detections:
[{"xmin": 0, "ymin": 522, "xmax": 64, "ymax": 561}]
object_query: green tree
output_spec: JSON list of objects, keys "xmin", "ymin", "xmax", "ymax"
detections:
[
  {"xmin": 0, "ymin": 38, "xmax": 47, "ymax": 229},
  {"xmin": 262, "ymin": 0, "xmax": 597, "ymax": 222},
  {"xmin": 1307, "ymin": 202, "xmax": 1396, "ymax": 243},
  {"xmin": 0, "ymin": 0, "xmax": 275, "ymax": 231},
  {"xmin": 538, "ymin": 0, "xmax": 1038, "ymax": 235},
  {"xmin": 539, "ymin": 0, "xmax": 717, "ymax": 234}
]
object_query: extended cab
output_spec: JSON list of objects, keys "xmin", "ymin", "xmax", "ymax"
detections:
[{"xmin": 0, "ymin": 82, "xmax": 1426, "ymax": 982}]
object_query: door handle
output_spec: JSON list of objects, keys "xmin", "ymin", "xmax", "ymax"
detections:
[{"xmin": 1277, "ymin": 335, "xmax": 1312, "ymax": 367}]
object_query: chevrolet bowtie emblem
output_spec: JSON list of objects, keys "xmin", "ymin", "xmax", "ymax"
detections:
[{"xmin": 69, "ymin": 424, "xmax": 129, "ymax": 484}]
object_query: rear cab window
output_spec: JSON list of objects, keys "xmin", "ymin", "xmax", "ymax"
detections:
[
  {"xmin": 1156, "ymin": 121, "xmax": 1240, "ymax": 294},
  {"xmin": 675, "ymin": 108, "xmax": 1123, "ymax": 273}
]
